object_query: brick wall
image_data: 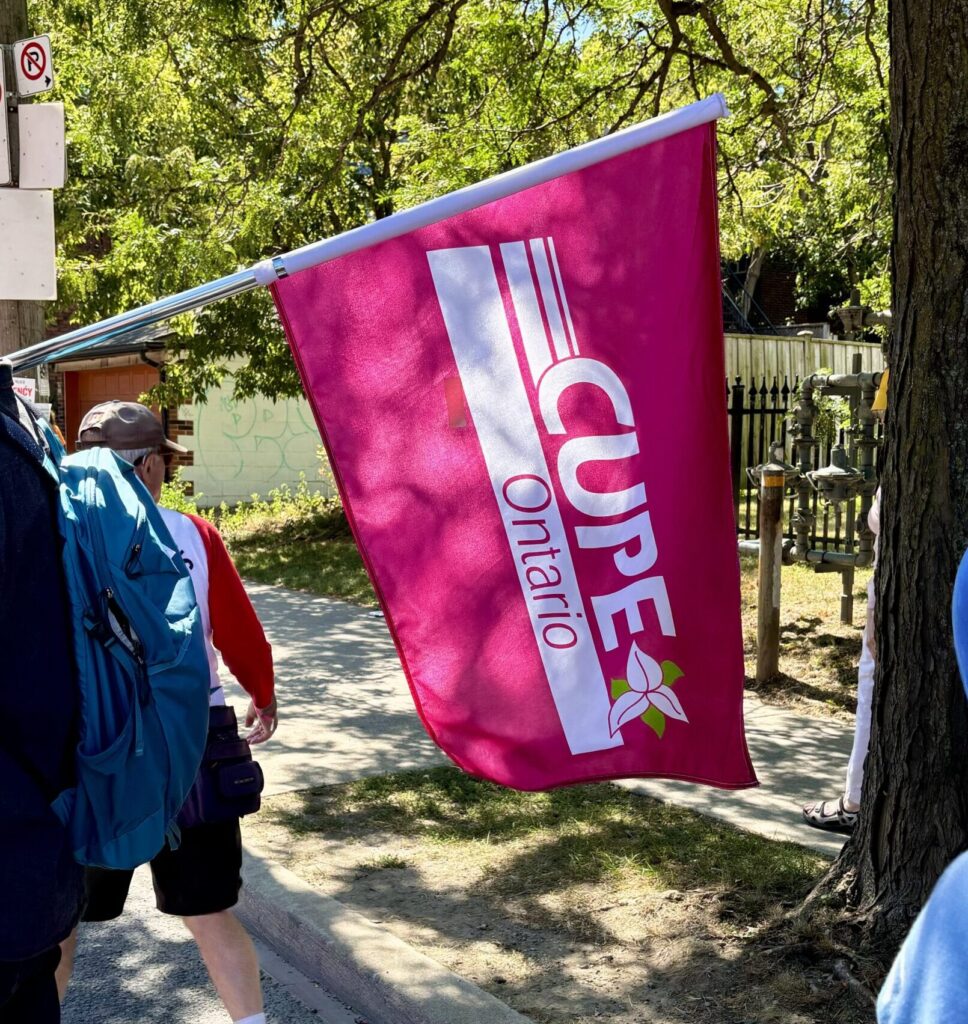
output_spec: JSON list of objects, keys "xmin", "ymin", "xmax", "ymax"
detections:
[
  {"xmin": 755, "ymin": 265, "xmax": 798, "ymax": 326},
  {"xmin": 50, "ymin": 370, "xmax": 67, "ymax": 435},
  {"xmin": 165, "ymin": 404, "xmax": 195, "ymax": 493}
]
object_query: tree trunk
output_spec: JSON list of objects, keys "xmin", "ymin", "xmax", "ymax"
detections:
[
  {"xmin": 740, "ymin": 247, "xmax": 766, "ymax": 321},
  {"xmin": 821, "ymin": 0, "xmax": 968, "ymax": 947},
  {"xmin": 0, "ymin": 0, "xmax": 44, "ymax": 358}
]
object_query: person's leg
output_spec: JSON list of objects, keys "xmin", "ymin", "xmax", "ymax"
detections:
[
  {"xmin": 54, "ymin": 928, "xmax": 76, "ymax": 1002},
  {"xmin": 54, "ymin": 866, "xmax": 134, "ymax": 1002},
  {"xmin": 802, "ymin": 612, "xmax": 876, "ymax": 832},
  {"xmin": 182, "ymin": 910, "xmax": 264, "ymax": 1021},
  {"xmin": 844, "ymin": 625, "xmax": 876, "ymax": 810},
  {"xmin": 0, "ymin": 947, "xmax": 62, "ymax": 1022},
  {"xmin": 150, "ymin": 818, "xmax": 262, "ymax": 1022}
]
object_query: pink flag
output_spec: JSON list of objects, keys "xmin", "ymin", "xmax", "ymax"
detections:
[{"xmin": 273, "ymin": 113, "xmax": 756, "ymax": 791}]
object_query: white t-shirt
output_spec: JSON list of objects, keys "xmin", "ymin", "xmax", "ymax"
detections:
[{"xmin": 158, "ymin": 506, "xmax": 224, "ymax": 705}]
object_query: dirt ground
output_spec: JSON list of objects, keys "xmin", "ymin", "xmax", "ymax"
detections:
[{"xmin": 245, "ymin": 770, "xmax": 877, "ymax": 1024}]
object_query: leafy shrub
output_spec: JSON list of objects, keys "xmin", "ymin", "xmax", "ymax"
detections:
[{"xmin": 160, "ymin": 471, "xmax": 214, "ymax": 520}]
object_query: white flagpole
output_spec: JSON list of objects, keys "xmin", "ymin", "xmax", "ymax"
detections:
[{"xmin": 5, "ymin": 94, "xmax": 728, "ymax": 373}]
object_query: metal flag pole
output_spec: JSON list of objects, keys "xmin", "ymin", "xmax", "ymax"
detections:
[{"xmin": 5, "ymin": 94, "xmax": 728, "ymax": 373}]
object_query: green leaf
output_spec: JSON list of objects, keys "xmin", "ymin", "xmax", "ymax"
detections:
[
  {"xmin": 661, "ymin": 661, "xmax": 684, "ymax": 687},
  {"xmin": 611, "ymin": 678, "xmax": 630, "ymax": 699},
  {"xmin": 642, "ymin": 705, "xmax": 666, "ymax": 739}
]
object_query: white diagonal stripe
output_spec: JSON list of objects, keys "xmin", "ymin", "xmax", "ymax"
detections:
[
  {"xmin": 500, "ymin": 241, "xmax": 554, "ymax": 385},
  {"xmin": 428, "ymin": 245, "xmax": 621, "ymax": 756},
  {"xmin": 530, "ymin": 238, "xmax": 570, "ymax": 361},
  {"xmin": 548, "ymin": 237, "xmax": 578, "ymax": 354}
]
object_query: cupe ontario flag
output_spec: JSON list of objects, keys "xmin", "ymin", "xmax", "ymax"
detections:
[{"xmin": 272, "ymin": 97, "xmax": 757, "ymax": 791}]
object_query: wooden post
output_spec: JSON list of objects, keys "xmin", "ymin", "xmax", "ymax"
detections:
[
  {"xmin": 840, "ymin": 565, "xmax": 855, "ymax": 627},
  {"xmin": 756, "ymin": 462, "xmax": 785, "ymax": 681}
]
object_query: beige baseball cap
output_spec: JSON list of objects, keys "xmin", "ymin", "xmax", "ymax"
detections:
[{"xmin": 76, "ymin": 401, "xmax": 188, "ymax": 454}]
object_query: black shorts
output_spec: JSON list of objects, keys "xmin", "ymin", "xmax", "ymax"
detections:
[{"xmin": 82, "ymin": 818, "xmax": 242, "ymax": 921}]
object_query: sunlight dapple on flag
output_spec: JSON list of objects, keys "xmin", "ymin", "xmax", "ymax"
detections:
[{"xmin": 271, "ymin": 100, "xmax": 756, "ymax": 791}]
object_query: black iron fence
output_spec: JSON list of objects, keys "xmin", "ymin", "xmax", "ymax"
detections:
[{"xmin": 727, "ymin": 375, "xmax": 881, "ymax": 551}]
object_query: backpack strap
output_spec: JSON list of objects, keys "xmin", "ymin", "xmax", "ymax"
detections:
[
  {"xmin": 14, "ymin": 392, "xmax": 64, "ymax": 474},
  {"xmin": 0, "ymin": 386, "xmax": 63, "ymax": 482}
]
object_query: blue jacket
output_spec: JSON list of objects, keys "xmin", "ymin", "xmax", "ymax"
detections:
[
  {"xmin": 0, "ymin": 375, "xmax": 84, "ymax": 960},
  {"xmin": 877, "ymin": 851, "xmax": 968, "ymax": 1024},
  {"xmin": 877, "ymin": 548, "xmax": 968, "ymax": 1022}
]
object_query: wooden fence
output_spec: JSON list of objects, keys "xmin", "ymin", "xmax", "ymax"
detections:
[{"xmin": 725, "ymin": 333, "xmax": 882, "ymax": 383}]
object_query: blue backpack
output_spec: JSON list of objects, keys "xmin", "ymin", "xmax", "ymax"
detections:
[{"xmin": 34, "ymin": 428, "xmax": 210, "ymax": 869}]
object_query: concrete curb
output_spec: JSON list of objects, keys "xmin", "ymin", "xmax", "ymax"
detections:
[{"xmin": 237, "ymin": 844, "xmax": 533, "ymax": 1024}]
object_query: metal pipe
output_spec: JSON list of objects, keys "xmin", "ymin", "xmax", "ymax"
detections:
[
  {"xmin": 803, "ymin": 371, "xmax": 882, "ymax": 395},
  {"xmin": 5, "ymin": 94, "xmax": 729, "ymax": 373},
  {"xmin": 792, "ymin": 378, "xmax": 816, "ymax": 562},
  {"xmin": 739, "ymin": 539, "xmax": 797, "ymax": 564},
  {"xmin": 803, "ymin": 549, "xmax": 860, "ymax": 568},
  {"xmin": 6, "ymin": 268, "xmax": 260, "ymax": 372}
]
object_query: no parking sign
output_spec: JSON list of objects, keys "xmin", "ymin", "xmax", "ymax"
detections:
[{"xmin": 14, "ymin": 35, "xmax": 54, "ymax": 96}]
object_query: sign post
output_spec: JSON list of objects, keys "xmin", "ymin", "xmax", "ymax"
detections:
[{"xmin": 0, "ymin": 77, "xmax": 10, "ymax": 186}]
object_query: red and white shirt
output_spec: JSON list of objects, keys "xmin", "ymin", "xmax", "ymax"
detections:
[{"xmin": 158, "ymin": 508, "xmax": 274, "ymax": 709}]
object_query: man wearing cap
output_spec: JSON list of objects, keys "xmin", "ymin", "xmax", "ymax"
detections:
[{"xmin": 58, "ymin": 401, "xmax": 278, "ymax": 1024}]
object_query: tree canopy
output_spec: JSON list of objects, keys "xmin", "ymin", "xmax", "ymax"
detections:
[{"xmin": 37, "ymin": 0, "xmax": 888, "ymax": 399}]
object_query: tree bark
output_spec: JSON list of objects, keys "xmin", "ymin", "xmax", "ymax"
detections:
[
  {"xmin": 821, "ymin": 0, "xmax": 968, "ymax": 947},
  {"xmin": 0, "ymin": 0, "xmax": 44, "ymax": 357}
]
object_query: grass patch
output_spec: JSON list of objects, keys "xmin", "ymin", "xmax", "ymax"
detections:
[
  {"xmin": 246, "ymin": 767, "xmax": 873, "ymax": 1024},
  {"xmin": 220, "ymin": 493, "xmax": 377, "ymax": 605},
  {"xmin": 356, "ymin": 854, "xmax": 409, "ymax": 873},
  {"xmin": 268, "ymin": 767, "xmax": 823, "ymax": 923},
  {"xmin": 740, "ymin": 554, "xmax": 871, "ymax": 717},
  {"xmin": 226, "ymin": 534, "xmax": 374, "ymax": 605}
]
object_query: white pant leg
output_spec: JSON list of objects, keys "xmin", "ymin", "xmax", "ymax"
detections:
[{"xmin": 845, "ymin": 583, "xmax": 876, "ymax": 806}]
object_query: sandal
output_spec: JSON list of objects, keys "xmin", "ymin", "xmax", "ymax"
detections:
[{"xmin": 802, "ymin": 796, "xmax": 858, "ymax": 835}]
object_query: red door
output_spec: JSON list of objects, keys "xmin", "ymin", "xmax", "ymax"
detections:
[{"xmin": 64, "ymin": 365, "xmax": 161, "ymax": 452}]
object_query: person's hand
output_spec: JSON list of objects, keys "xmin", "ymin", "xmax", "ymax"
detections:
[{"xmin": 246, "ymin": 696, "xmax": 278, "ymax": 745}]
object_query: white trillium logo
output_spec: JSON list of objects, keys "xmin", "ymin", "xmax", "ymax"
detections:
[{"xmin": 607, "ymin": 641, "xmax": 688, "ymax": 738}]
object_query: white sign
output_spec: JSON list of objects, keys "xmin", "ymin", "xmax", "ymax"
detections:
[
  {"xmin": 12, "ymin": 377, "xmax": 36, "ymax": 402},
  {"xmin": 19, "ymin": 103, "xmax": 66, "ymax": 189},
  {"xmin": 0, "ymin": 189, "xmax": 57, "ymax": 300},
  {"xmin": 0, "ymin": 78, "xmax": 10, "ymax": 186},
  {"xmin": 14, "ymin": 35, "xmax": 54, "ymax": 97},
  {"xmin": 37, "ymin": 363, "xmax": 50, "ymax": 398}
]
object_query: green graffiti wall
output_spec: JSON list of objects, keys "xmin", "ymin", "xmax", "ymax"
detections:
[{"xmin": 183, "ymin": 369, "xmax": 332, "ymax": 507}]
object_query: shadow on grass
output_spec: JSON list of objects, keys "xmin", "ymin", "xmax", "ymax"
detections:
[
  {"xmin": 744, "ymin": 613, "xmax": 863, "ymax": 714},
  {"xmin": 747, "ymin": 669, "xmax": 859, "ymax": 714},
  {"xmin": 229, "ymin": 536, "xmax": 376, "ymax": 605},
  {"xmin": 263, "ymin": 766, "xmax": 876, "ymax": 1024}
]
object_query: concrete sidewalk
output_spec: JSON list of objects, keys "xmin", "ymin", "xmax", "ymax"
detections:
[
  {"xmin": 245, "ymin": 583, "xmax": 851, "ymax": 857},
  {"xmin": 61, "ymin": 869, "xmax": 333, "ymax": 1024}
]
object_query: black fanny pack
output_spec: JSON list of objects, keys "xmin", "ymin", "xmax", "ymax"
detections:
[{"xmin": 177, "ymin": 705, "xmax": 264, "ymax": 828}]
